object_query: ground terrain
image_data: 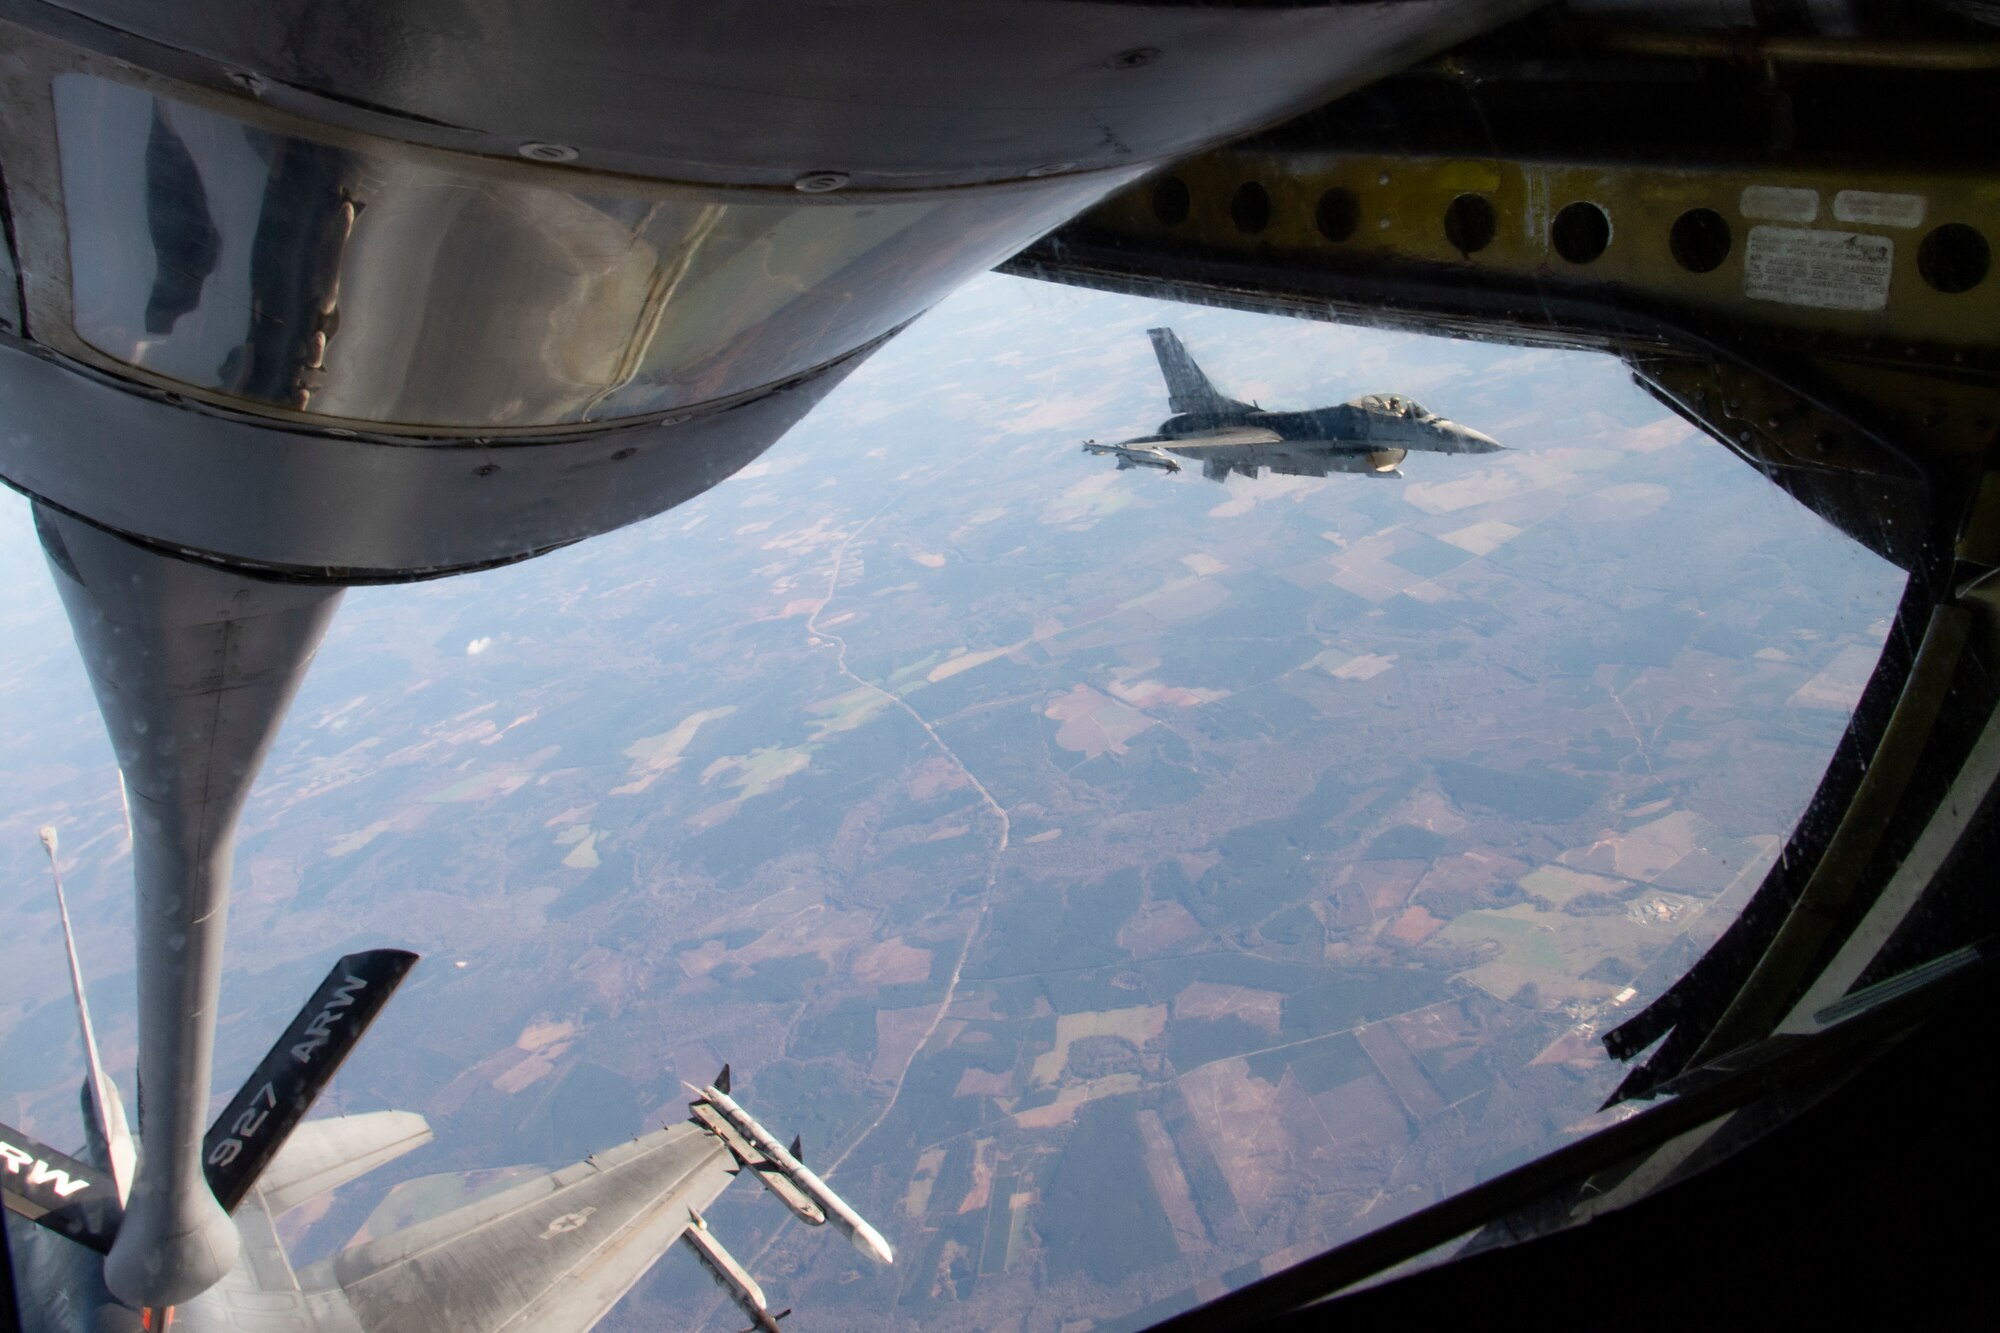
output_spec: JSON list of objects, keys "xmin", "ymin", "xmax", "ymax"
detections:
[{"xmin": 0, "ymin": 275, "xmax": 1900, "ymax": 1330}]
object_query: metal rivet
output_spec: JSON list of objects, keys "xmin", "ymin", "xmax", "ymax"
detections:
[
  {"xmin": 794, "ymin": 171, "xmax": 850, "ymax": 193},
  {"xmin": 518, "ymin": 142, "xmax": 579, "ymax": 163},
  {"xmin": 1025, "ymin": 163, "xmax": 1075, "ymax": 179},
  {"xmin": 475, "ymin": 463, "xmax": 500, "ymax": 476},
  {"xmin": 612, "ymin": 447, "xmax": 636, "ymax": 460},
  {"xmin": 1378, "ymin": 172, "xmax": 1392, "ymax": 186}
]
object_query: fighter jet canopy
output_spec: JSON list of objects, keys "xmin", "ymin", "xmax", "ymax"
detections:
[{"xmin": 1357, "ymin": 393, "xmax": 1435, "ymax": 419}]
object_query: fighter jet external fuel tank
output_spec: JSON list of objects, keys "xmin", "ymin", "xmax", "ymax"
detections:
[{"xmin": 0, "ymin": 0, "xmax": 1543, "ymax": 1316}]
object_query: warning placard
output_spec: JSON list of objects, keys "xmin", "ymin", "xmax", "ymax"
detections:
[
  {"xmin": 1743, "ymin": 226, "xmax": 1892, "ymax": 312},
  {"xmin": 1832, "ymin": 190, "xmax": 1926, "ymax": 230}
]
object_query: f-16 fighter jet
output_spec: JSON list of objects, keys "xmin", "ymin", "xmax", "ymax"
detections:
[
  {"xmin": 1, "ymin": 832, "xmax": 888, "ymax": 1333},
  {"xmin": 1084, "ymin": 328, "xmax": 1502, "ymax": 481}
]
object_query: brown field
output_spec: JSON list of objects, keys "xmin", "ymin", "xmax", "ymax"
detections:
[
  {"xmin": 1325, "ymin": 537, "xmax": 1427, "ymax": 604},
  {"xmin": 1789, "ymin": 642, "xmax": 1881, "ymax": 712},
  {"xmin": 1307, "ymin": 1072, "xmax": 1414, "ymax": 1205},
  {"xmin": 1386, "ymin": 904, "xmax": 1446, "ymax": 944},
  {"xmin": 853, "ymin": 937, "xmax": 934, "ymax": 986},
  {"xmin": 953, "ymin": 1067, "xmax": 1013, "ymax": 1099},
  {"xmin": 1138, "ymin": 1109, "xmax": 1210, "ymax": 1254},
  {"xmin": 1530, "ymin": 1026, "xmax": 1606, "ymax": 1071},
  {"xmin": 725, "ymin": 900, "xmax": 878, "ymax": 968},
  {"xmin": 1030, "ymin": 1006, "xmax": 1167, "ymax": 1086},
  {"xmin": 1438, "ymin": 519, "xmax": 1522, "ymax": 557},
  {"xmin": 957, "ymin": 1139, "xmax": 995, "ymax": 1214},
  {"xmin": 872, "ymin": 1005, "xmax": 939, "ymax": 1082},
  {"xmin": 905, "ymin": 1146, "xmax": 948, "ymax": 1219},
  {"xmin": 1519, "ymin": 864, "xmax": 1626, "ymax": 906},
  {"xmin": 1176, "ymin": 1058, "xmax": 1275, "ymax": 1222},
  {"xmin": 1044, "ymin": 684, "xmax": 1155, "ymax": 758},
  {"xmin": 1118, "ymin": 898, "xmax": 1205, "ymax": 954},
  {"xmin": 907, "ymin": 756, "xmax": 971, "ymax": 800},
  {"xmin": 1442, "ymin": 901, "xmax": 1671, "ymax": 1005},
  {"xmin": 1318, "ymin": 882, "xmax": 1377, "ymax": 933},
  {"xmin": 1355, "ymin": 1020, "xmax": 1446, "ymax": 1120},
  {"xmin": 610, "ymin": 706, "xmax": 736, "ymax": 795},
  {"xmin": 1012, "ymin": 1100, "xmax": 1081, "ymax": 1131},
  {"xmin": 1573, "ymin": 482, "xmax": 1670, "ymax": 523},
  {"xmin": 1173, "ymin": 981, "xmax": 1284, "ymax": 1033},
  {"xmin": 1356, "ymin": 860, "xmax": 1429, "ymax": 916},
  {"xmin": 1412, "ymin": 850, "xmax": 1532, "ymax": 906},
  {"xmin": 1107, "ymin": 677, "xmax": 1228, "ymax": 709},
  {"xmin": 1562, "ymin": 808, "xmax": 1702, "ymax": 882},
  {"xmin": 1390, "ymin": 1001, "xmax": 1489, "ymax": 1062}
]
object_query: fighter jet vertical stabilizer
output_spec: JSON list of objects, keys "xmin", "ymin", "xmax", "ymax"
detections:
[
  {"xmin": 1148, "ymin": 327, "xmax": 1255, "ymax": 417},
  {"xmin": 39, "ymin": 824, "xmax": 136, "ymax": 1206}
]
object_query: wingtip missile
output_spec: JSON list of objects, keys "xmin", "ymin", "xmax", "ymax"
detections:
[
  {"xmin": 1083, "ymin": 441, "xmax": 1180, "ymax": 473},
  {"xmin": 697, "ymin": 1076, "xmax": 895, "ymax": 1265},
  {"xmin": 682, "ymin": 1212, "xmax": 780, "ymax": 1332}
]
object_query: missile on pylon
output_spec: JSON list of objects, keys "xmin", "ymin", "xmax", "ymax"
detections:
[
  {"xmin": 688, "ymin": 1091, "xmax": 828, "ymax": 1226},
  {"xmin": 1081, "ymin": 441, "xmax": 1182, "ymax": 473},
  {"xmin": 683, "ymin": 1209, "xmax": 781, "ymax": 1333},
  {"xmin": 698, "ymin": 1072, "xmax": 895, "ymax": 1266}
]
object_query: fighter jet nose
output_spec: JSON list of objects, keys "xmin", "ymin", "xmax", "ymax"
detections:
[{"xmin": 1449, "ymin": 424, "xmax": 1504, "ymax": 452}]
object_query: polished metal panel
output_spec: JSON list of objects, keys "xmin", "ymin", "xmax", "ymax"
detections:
[
  {"xmin": 52, "ymin": 74, "xmax": 1134, "ymax": 428},
  {"xmin": 0, "ymin": 333, "xmax": 870, "ymax": 577},
  {"xmin": 30, "ymin": 1, "xmax": 1544, "ymax": 189}
]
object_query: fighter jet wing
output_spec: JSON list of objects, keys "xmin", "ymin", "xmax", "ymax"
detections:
[
  {"xmin": 295, "ymin": 1122, "xmax": 736, "ymax": 1332},
  {"xmin": 257, "ymin": 1111, "xmax": 434, "ymax": 1217},
  {"xmin": 1157, "ymin": 426, "xmax": 1285, "ymax": 453}
]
